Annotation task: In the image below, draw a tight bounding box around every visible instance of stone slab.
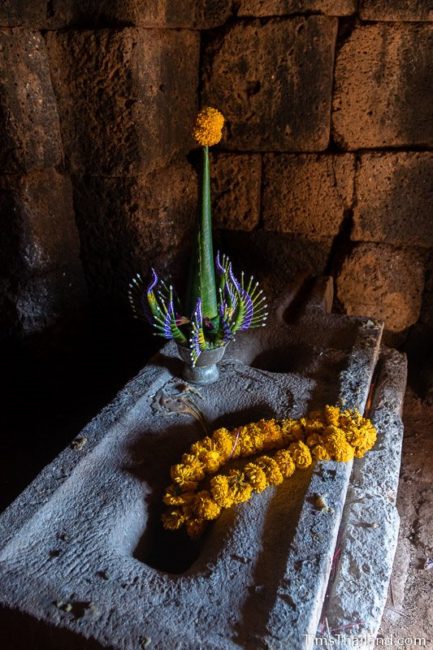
[263,154,355,237]
[46,29,199,175]
[202,17,338,151]
[237,0,355,16]
[211,154,261,231]
[333,24,433,149]
[0,280,386,649]
[353,153,433,248]
[360,0,433,22]
[319,348,407,648]
[0,29,63,173]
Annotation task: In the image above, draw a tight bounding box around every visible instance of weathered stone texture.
[360,0,433,22]
[333,24,433,149]
[202,17,338,151]
[336,243,425,332]
[16,269,86,334]
[46,29,199,175]
[237,0,355,17]
[0,1,47,27]
[211,154,261,231]
[73,163,197,301]
[263,154,354,237]
[0,0,231,28]
[353,153,433,248]
[51,0,232,28]
[0,30,63,173]
[0,171,81,274]
[220,230,333,299]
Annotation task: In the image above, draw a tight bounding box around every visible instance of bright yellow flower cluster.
[193,107,224,147]
[162,405,377,538]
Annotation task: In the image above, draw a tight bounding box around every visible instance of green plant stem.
[186,146,219,325]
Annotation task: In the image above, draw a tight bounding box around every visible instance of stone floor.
[378,388,433,646]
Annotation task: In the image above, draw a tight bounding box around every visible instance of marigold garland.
[162,405,377,538]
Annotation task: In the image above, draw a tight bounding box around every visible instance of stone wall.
[2,0,433,339]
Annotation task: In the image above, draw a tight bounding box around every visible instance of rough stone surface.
[360,0,433,22]
[202,17,338,151]
[15,268,87,334]
[211,154,261,231]
[0,29,63,173]
[237,0,355,16]
[0,283,392,650]
[336,243,425,333]
[219,230,333,300]
[50,0,231,28]
[353,153,433,248]
[46,29,199,175]
[0,0,47,26]
[263,154,355,237]
[0,0,232,28]
[333,24,433,149]
[322,348,406,648]
[0,170,81,274]
[72,162,197,304]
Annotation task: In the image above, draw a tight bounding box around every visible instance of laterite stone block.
[353,153,433,248]
[360,0,433,22]
[263,154,355,237]
[336,243,425,332]
[333,24,433,149]
[0,170,81,274]
[72,163,197,302]
[202,17,338,151]
[237,0,355,17]
[211,154,261,231]
[46,29,199,175]
[0,30,62,173]
[0,0,47,26]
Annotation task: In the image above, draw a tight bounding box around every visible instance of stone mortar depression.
[0,277,406,650]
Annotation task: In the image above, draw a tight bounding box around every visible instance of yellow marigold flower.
[227,471,253,503]
[256,456,283,485]
[193,490,222,521]
[201,450,221,473]
[244,462,268,492]
[324,405,341,427]
[288,441,312,469]
[182,453,197,465]
[212,428,233,458]
[261,419,284,451]
[323,431,354,462]
[170,463,202,490]
[311,444,331,461]
[163,484,196,506]
[191,436,213,456]
[210,474,233,508]
[305,432,322,447]
[193,107,224,147]
[279,419,298,444]
[162,508,185,531]
[274,449,296,478]
[186,517,207,539]
[239,431,256,456]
